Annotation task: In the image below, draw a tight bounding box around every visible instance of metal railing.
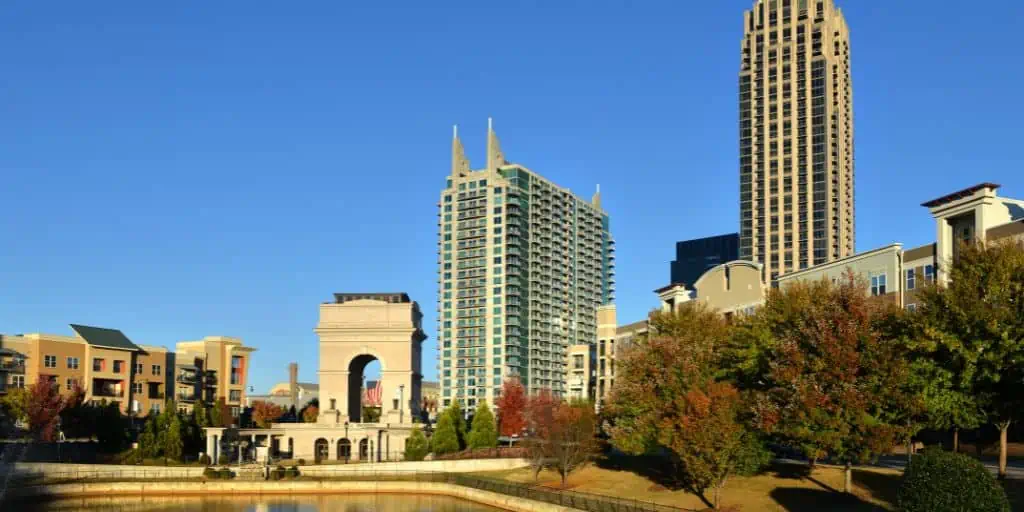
[2,468,690,512]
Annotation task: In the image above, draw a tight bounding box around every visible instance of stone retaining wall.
[8,481,574,512]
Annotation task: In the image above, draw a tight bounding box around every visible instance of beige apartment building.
[174,336,256,418]
[0,325,254,420]
[739,0,854,280]
[438,120,615,411]
[566,344,595,402]
[777,183,1024,309]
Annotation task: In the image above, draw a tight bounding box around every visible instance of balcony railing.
[176,374,196,384]
[176,393,197,402]
[0,360,26,372]
[93,389,123,398]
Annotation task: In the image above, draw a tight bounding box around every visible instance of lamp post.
[399,384,405,424]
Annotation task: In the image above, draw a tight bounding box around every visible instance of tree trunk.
[713,484,722,510]
[953,428,959,453]
[843,462,853,494]
[906,439,913,464]
[999,421,1010,480]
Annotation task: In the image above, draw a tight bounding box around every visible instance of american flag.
[363,380,382,407]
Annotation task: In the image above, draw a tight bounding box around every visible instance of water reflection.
[24,494,502,512]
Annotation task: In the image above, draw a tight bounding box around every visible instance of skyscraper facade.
[437,121,615,410]
[739,0,854,280]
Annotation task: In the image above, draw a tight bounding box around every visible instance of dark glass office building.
[670,233,740,286]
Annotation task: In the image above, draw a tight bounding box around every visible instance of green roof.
[69,324,141,351]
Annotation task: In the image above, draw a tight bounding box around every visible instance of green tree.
[431,406,461,454]
[164,412,184,461]
[95,401,126,452]
[747,275,914,493]
[916,240,1024,478]
[0,387,28,424]
[404,427,429,461]
[213,397,233,428]
[873,305,983,455]
[467,402,498,449]
[138,414,161,458]
[448,401,467,448]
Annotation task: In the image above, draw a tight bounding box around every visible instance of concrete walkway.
[776,456,1024,479]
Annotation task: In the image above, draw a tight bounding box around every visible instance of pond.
[22,494,504,511]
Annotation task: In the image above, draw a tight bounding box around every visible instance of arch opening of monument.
[348,354,379,423]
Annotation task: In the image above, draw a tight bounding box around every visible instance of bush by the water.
[198,454,211,466]
[218,467,235,480]
[897,448,1009,512]
[217,454,230,465]
[203,467,219,479]
[285,466,300,479]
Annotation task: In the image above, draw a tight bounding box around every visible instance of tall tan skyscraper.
[739,0,854,279]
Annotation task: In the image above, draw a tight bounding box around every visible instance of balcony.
[0,360,25,372]
[176,373,197,384]
[176,392,197,403]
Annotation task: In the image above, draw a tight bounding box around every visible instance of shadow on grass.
[1001,478,1024,511]
[596,453,684,491]
[770,462,838,493]
[852,469,899,505]
[770,488,889,512]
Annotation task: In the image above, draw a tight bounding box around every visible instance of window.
[924,264,935,284]
[12,375,25,388]
[150,402,161,414]
[113,360,124,373]
[230,406,240,418]
[393,398,400,410]
[906,269,916,290]
[330,398,337,410]
[870,273,887,296]
[66,378,77,391]
[93,358,104,371]
[132,382,143,394]
[229,390,241,402]
[44,355,57,368]
[231,356,243,385]
[134,363,144,375]
[152,365,162,376]
[906,303,918,312]
[66,356,79,369]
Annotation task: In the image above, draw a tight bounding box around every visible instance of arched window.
[314,438,329,463]
[359,438,370,461]
[338,438,351,462]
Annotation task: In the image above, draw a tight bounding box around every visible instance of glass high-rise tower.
[739,0,854,280]
[437,120,615,410]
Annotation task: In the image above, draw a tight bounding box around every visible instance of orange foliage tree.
[251,400,286,428]
[495,378,527,445]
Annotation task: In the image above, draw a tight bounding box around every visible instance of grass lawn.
[474,456,1024,512]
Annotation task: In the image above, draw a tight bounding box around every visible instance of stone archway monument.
[315,293,425,425]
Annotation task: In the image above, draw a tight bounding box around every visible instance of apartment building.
[777,183,1024,308]
[0,326,254,420]
[174,336,256,418]
[566,344,596,402]
[739,0,855,280]
[438,120,615,410]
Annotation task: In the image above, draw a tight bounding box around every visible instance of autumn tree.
[495,378,527,446]
[916,240,1024,478]
[608,303,766,509]
[523,390,558,480]
[467,402,498,449]
[302,405,319,423]
[748,275,913,493]
[549,399,598,488]
[26,376,65,441]
[251,400,286,428]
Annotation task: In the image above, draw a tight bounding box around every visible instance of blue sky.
[2,1,1022,393]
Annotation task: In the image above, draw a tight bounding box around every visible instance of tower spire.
[486,117,506,170]
[451,124,470,177]
[592,184,601,208]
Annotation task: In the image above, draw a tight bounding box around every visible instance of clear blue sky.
[3,1,1022,393]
